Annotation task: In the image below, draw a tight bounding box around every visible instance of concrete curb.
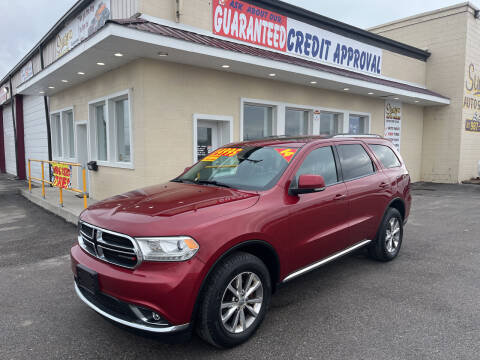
[20,189,79,225]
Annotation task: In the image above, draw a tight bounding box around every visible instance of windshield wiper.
[239,158,263,163]
[194,180,232,188]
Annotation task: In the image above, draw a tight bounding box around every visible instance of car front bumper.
[71,244,205,332]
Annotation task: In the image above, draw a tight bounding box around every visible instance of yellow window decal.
[202,148,243,162]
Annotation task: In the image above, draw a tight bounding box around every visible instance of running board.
[282,239,372,283]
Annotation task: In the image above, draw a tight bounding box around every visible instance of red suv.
[71,135,411,348]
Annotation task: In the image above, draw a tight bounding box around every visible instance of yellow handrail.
[28,159,88,209]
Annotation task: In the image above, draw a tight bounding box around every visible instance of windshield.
[175,146,299,191]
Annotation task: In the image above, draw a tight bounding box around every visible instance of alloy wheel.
[220,272,264,334]
[385,217,401,253]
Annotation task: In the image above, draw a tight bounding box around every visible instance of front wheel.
[368,207,403,261]
[196,252,271,348]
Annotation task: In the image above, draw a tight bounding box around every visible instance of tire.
[196,251,271,348]
[368,207,403,262]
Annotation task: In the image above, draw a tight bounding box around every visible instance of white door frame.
[192,114,233,163]
[75,121,90,194]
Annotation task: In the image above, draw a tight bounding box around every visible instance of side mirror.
[290,174,326,195]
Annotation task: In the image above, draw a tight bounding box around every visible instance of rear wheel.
[196,252,271,348]
[368,207,403,261]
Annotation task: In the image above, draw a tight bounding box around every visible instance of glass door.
[197,121,219,161]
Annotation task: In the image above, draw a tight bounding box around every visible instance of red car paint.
[71,136,411,329]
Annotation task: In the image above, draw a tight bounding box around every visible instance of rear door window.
[337,144,375,181]
[370,144,401,168]
[294,146,338,186]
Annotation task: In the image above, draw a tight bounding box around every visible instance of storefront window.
[115,98,130,162]
[285,109,309,136]
[243,104,274,140]
[51,109,76,160]
[62,110,75,158]
[320,112,342,135]
[348,114,369,134]
[51,113,62,158]
[95,104,107,161]
[89,90,133,166]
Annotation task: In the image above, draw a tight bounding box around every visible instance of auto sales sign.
[212,0,383,76]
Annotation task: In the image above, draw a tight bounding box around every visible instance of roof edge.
[0,0,92,86]
[368,2,475,31]
[242,0,431,61]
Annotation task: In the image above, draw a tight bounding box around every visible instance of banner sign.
[212,0,382,76]
[384,100,401,150]
[52,163,72,189]
[56,0,110,59]
[0,89,7,104]
[463,63,480,133]
[20,61,34,83]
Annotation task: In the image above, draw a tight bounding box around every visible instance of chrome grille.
[78,222,141,269]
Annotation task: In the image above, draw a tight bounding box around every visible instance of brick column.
[15,95,26,180]
[0,105,5,173]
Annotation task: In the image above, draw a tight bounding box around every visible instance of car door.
[336,141,391,245]
[286,144,350,272]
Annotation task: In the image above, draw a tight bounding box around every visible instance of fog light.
[129,305,169,326]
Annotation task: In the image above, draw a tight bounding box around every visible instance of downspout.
[9,77,19,178]
[40,45,53,181]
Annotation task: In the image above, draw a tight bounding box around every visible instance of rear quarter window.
[370,144,401,169]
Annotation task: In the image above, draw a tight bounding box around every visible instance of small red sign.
[275,148,297,163]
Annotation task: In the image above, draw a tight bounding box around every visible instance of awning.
[17,17,449,106]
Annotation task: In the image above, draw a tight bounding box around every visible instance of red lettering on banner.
[213,0,287,51]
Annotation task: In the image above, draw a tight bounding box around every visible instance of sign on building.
[20,61,34,83]
[384,100,401,150]
[212,0,382,76]
[56,0,111,59]
[463,63,480,132]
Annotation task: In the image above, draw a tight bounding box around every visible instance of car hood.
[80,182,260,237]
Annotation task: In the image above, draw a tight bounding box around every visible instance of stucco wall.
[371,6,470,182]
[51,57,424,200]
[50,60,146,199]
[138,0,212,30]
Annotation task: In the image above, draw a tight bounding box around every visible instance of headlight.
[135,236,199,262]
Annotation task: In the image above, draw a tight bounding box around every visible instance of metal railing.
[27,159,88,209]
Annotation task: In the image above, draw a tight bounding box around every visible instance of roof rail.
[333,134,382,138]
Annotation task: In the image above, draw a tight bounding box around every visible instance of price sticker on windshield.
[275,148,297,163]
[202,148,243,162]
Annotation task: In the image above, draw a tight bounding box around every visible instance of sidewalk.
[0,174,96,225]
[20,185,96,224]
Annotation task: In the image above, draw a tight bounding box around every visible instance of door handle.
[334,194,346,200]
[379,182,389,188]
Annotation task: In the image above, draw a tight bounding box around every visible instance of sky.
[0,0,479,80]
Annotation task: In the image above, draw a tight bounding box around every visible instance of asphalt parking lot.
[1,180,480,359]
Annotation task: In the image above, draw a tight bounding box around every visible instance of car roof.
[229,134,388,148]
